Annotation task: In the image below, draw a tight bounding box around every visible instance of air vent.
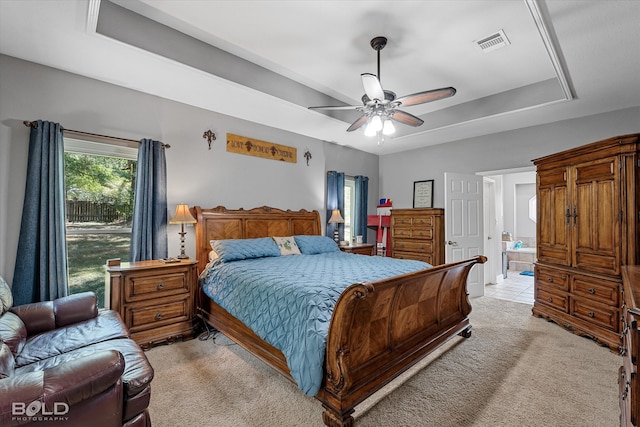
[475,30,510,53]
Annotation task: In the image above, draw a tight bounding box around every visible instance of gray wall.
[0,55,378,284]
[1,52,638,286]
[502,172,536,241]
[380,107,640,209]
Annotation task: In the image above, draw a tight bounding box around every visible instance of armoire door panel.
[537,168,570,266]
[572,157,619,276]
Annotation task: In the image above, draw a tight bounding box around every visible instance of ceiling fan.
[309,36,456,136]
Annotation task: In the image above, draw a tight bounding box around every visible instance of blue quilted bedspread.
[199,251,430,396]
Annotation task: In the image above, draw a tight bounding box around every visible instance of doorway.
[480,167,536,303]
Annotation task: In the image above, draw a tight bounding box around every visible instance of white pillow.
[272,236,301,256]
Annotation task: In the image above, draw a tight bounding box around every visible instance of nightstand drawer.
[126,272,188,302]
[126,296,190,332]
[339,244,374,256]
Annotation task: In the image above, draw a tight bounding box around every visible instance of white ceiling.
[1,0,638,155]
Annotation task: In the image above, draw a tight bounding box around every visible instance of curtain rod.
[23,120,171,148]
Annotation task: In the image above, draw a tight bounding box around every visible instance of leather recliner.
[0,276,154,426]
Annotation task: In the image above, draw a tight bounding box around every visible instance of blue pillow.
[294,235,340,255]
[209,238,280,264]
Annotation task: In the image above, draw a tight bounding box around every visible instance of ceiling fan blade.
[346,115,369,132]
[361,73,384,101]
[395,87,456,107]
[308,105,361,111]
[390,110,424,127]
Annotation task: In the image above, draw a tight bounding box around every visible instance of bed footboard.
[318,255,487,427]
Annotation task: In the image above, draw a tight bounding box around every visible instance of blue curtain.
[326,171,345,241]
[13,120,68,305]
[130,139,168,261]
[354,175,369,242]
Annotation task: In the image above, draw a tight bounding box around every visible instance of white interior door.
[483,177,499,284]
[445,172,484,297]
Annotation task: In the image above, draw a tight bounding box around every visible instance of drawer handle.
[588,311,595,318]
[547,277,553,283]
[157,282,165,290]
[547,297,553,302]
[623,381,630,401]
[621,324,630,339]
[155,312,163,320]
[588,288,595,294]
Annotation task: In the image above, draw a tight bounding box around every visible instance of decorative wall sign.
[413,180,434,208]
[226,133,297,163]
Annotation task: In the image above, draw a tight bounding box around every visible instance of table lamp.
[328,209,344,243]
[169,204,197,259]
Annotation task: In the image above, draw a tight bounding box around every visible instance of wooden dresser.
[390,208,445,265]
[106,259,198,349]
[621,266,640,426]
[532,133,639,350]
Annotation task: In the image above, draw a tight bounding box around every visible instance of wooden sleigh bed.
[193,205,486,427]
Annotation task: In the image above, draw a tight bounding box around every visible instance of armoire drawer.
[535,266,569,292]
[571,274,620,307]
[535,286,568,313]
[570,297,619,332]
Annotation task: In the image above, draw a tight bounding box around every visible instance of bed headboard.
[192,205,322,273]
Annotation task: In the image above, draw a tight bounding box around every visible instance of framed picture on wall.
[413,180,434,208]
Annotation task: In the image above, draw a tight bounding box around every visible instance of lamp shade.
[169,204,197,224]
[328,209,344,224]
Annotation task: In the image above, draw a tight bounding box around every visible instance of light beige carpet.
[145,297,620,427]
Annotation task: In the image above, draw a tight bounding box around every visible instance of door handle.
[447,241,458,246]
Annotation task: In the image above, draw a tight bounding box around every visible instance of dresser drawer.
[393,240,433,253]
[126,296,190,332]
[393,251,433,265]
[125,271,189,302]
[393,216,434,227]
[535,286,568,312]
[571,297,619,332]
[535,266,569,292]
[393,227,433,240]
[571,274,620,306]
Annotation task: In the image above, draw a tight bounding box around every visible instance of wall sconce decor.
[203,130,217,150]
[304,150,312,166]
[169,204,197,258]
[328,209,344,243]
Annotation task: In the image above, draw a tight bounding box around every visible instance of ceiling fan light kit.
[308,36,456,140]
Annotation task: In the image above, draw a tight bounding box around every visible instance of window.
[343,177,356,243]
[64,136,137,307]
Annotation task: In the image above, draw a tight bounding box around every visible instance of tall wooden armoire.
[532,133,639,350]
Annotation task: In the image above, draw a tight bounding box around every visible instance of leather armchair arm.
[0,350,125,426]
[10,292,98,336]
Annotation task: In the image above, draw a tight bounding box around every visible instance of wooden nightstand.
[339,243,375,256]
[105,258,198,349]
